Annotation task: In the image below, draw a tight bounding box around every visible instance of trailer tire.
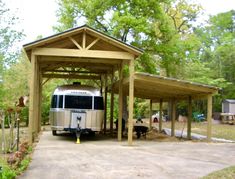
[52,130,57,136]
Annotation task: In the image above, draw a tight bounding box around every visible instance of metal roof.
[113,72,219,101]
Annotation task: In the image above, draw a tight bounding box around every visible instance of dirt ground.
[18,130,235,179]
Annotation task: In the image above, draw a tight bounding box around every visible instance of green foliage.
[1,53,30,108]
[0,0,24,66]
[55,0,202,76]
[17,157,30,173]
[0,159,16,179]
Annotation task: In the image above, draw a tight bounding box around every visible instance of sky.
[3,0,235,46]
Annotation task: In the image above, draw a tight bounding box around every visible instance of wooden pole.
[128,59,134,145]
[118,62,123,141]
[38,72,42,132]
[34,58,40,135]
[159,98,163,133]
[28,54,37,144]
[187,96,192,140]
[207,94,212,141]
[110,70,114,134]
[149,99,153,129]
[171,98,176,137]
[104,74,108,134]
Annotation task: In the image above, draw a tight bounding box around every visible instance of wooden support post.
[104,74,108,134]
[149,100,153,129]
[171,98,176,137]
[34,59,40,135]
[128,59,134,145]
[118,62,123,141]
[38,71,43,133]
[187,96,192,140]
[159,99,163,133]
[207,94,212,141]
[28,54,37,144]
[110,70,114,134]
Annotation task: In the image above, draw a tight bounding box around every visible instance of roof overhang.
[113,72,219,101]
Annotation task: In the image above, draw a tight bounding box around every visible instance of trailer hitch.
[76,116,82,144]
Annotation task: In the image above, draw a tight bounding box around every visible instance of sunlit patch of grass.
[202,166,235,179]
[162,121,235,141]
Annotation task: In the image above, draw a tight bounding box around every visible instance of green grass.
[162,121,235,141]
[0,157,17,179]
[202,166,235,179]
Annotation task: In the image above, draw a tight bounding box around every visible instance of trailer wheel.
[52,130,57,136]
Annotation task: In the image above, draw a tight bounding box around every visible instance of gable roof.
[23,24,143,59]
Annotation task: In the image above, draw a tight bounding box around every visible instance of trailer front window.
[51,95,63,108]
[65,96,92,109]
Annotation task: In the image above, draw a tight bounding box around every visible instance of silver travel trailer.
[49,83,104,142]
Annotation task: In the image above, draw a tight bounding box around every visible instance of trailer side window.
[51,95,63,108]
[65,96,92,109]
[94,96,104,110]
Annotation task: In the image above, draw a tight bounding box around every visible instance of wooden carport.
[23,25,218,146]
[113,72,219,141]
[23,25,142,145]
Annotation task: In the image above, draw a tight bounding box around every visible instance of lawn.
[202,165,235,179]
[161,121,235,141]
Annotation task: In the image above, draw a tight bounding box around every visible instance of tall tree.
[0,0,24,108]
[55,0,201,77]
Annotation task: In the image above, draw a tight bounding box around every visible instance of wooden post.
[38,72,43,132]
[28,54,37,144]
[171,98,176,137]
[104,74,108,134]
[149,99,153,129]
[110,70,114,134]
[187,96,192,140]
[34,58,40,135]
[128,59,134,145]
[207,94,212,141]
[118,62,123,141]
[159,98,163,133]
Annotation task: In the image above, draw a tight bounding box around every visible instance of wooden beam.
[149,99,153,129]
[207,94,212,141]
[43,69,106,74]
[86,38,99,50]
[128,59,135,145]
[41,57,121,65]
[159,99,163,133]
[110,70,114,134]
[69,37,82,49]
[86,28,142,56]
[33,48,135,60]
[118,62,124,141]
[83,31,86,49]
[42,78,50,86]
[171,98,176,137]
[187,96,192,139]
[42,74,100,80]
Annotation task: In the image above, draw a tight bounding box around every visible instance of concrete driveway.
[19,131,235,179]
